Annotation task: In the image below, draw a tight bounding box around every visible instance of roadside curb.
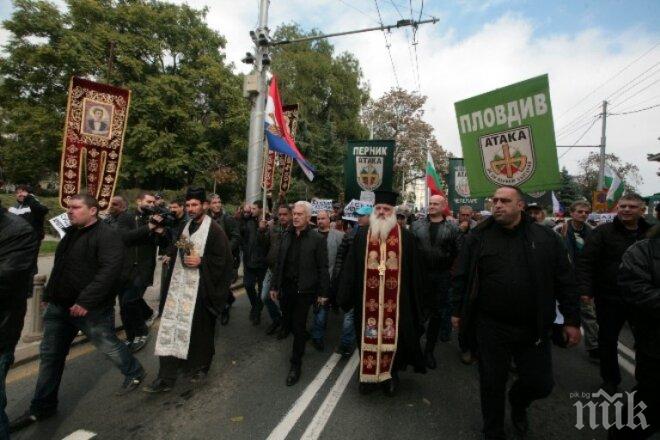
[12,280,244,368]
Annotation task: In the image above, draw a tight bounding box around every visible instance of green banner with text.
[344,140,396,202]
[454,74,560,197]
[445,158,484,214]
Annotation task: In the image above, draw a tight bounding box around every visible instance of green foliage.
[270,24,370,199]
[556,166,584,207]
[0,0,249,202]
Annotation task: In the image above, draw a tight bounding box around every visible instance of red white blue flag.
[264,76,315,181]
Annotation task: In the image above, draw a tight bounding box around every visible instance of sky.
[1,0,659,195]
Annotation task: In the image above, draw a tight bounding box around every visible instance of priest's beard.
[369,211,397,242]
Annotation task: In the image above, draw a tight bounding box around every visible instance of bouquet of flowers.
[175,236,197,256]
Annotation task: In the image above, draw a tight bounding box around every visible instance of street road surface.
[7,289,639,440]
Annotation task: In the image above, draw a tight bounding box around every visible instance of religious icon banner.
[344,139,396,202]
[454,74,560,197]
[59,77,131,210]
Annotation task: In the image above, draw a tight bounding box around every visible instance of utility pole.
[243,11,438,203]
[597,100,608,190]
[245,0,270,203]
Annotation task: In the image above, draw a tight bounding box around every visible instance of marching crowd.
[0,184,658,439]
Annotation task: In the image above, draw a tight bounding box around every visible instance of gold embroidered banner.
[279,104,299,193]
[59,77,131,210]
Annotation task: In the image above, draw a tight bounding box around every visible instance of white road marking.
[617,341,636,362]
[61,430,97,440]
[266,353,342,440]
[617,354,636,376]
[300,353,359,440]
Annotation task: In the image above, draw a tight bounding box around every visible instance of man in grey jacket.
[310,210,344,351]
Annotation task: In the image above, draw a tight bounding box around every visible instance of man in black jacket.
[115,192,168,352]
[8,184,49,242]
[270,201,329,386]
[577,193,652,394]
[208,194,241,324]
[240,201,269,325]
[10,194,145,434]
[411,194,460,369]
[0,201,39,438]
[451,185,581,440]
[612,224,660,439]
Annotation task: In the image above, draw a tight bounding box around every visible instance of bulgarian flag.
[604,164,624,205]
[426,151,446,197]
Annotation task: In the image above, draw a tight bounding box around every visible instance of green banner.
[454,74,560,197]
[445,158,484,214]
[344,140,396,202]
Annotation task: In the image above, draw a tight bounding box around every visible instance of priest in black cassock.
[144,187,234,393]
[338,190,426,396]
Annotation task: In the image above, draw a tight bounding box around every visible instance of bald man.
[411,194,460,369]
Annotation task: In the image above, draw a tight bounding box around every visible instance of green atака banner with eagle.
[454,74,560,197]
[344,140,396,202]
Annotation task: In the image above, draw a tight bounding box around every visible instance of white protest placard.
[49,212,70,238]
[310,198,333,215]
[342,199,373,222]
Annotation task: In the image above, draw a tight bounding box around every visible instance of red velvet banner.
[59,77,131,210]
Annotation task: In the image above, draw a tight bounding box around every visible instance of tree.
[0,0,249,201]
[556,166,583,208]
[575,152,643,201]
[269,24,370,199]
[361,88,449,197]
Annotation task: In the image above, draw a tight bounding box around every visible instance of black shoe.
[266,320,281,335]
[9,411,55,433]
[143,378,174,393]
[382,373,399,397]
[117,370,147,396]
[276,328,290,340]
[425,351,437,370]
[337,344,355,358]
[358,382,377,395]
[130,335,149,353]
[286,366,301,386]
[190,370,208,383]
[511,405,529,436]
[600,381,619,396]
[220,307,230,326]
[587,348,600,364]
[311,338,324,352]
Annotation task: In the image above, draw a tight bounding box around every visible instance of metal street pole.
[245,0,270,204]
[597,100,608,190]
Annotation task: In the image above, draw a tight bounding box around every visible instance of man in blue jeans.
[310,210,344,352]
[10,194,145,434]
[0,200,39,438]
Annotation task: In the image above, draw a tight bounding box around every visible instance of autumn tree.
[575,152,643,200]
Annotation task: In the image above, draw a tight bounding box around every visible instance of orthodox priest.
[144,187,233,393]
[338,190,426,396]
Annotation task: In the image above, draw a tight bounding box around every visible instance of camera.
[140,205,177,228]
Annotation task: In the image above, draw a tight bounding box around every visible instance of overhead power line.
[609,103,660,115]
[558,115,601,159]
[374,0,401,89]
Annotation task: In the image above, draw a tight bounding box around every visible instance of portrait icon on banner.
[81,99,113,139]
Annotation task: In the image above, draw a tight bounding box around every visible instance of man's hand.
[183,254,201,268]
[451,316,461,329]
[459,221,469,232]
[147,215,163,230]
[580,295,593,304]
[270,290,279,301]
[162,256,171,266]
[563,325,582,347]
[69,304,88,317]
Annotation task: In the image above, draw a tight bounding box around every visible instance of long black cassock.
[338,225,426,377]
[156,216,233,380]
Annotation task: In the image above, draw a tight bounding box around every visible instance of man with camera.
[115,192,169,352]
